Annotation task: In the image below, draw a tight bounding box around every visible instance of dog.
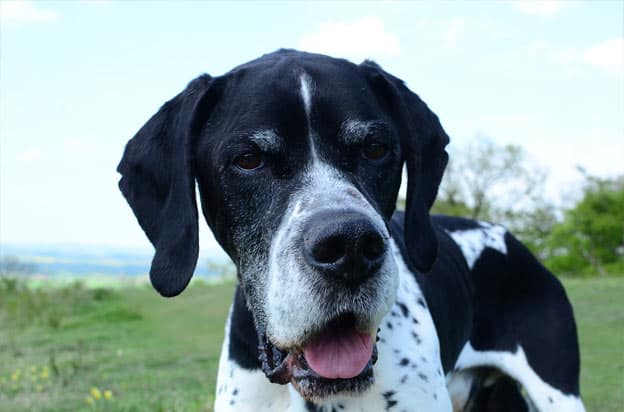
[118,50,586,412]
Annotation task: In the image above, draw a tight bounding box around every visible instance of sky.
[1,0,622,260]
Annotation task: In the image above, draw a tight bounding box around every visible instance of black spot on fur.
[400,375,408,384]
[386,321,393,330]
[305,401,319,412]
[383,390,396,399]
[417,297,427,308]
[383,390,398,410]
[418,372,429,382]
[396,302,409,317]
[399,358,409,366]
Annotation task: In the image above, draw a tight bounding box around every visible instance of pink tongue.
[303,331,373,379]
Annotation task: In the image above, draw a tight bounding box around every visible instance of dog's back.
[430,214,583,411]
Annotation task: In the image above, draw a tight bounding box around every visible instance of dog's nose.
[303,211,386,286]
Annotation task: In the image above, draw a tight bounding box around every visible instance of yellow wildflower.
[104,390,113,400]
[10,373,18,381]
[35,384,43,392]
[85,396,95,405]
[30,366,37,373]
[40,368,49,379]
[90,387,102,400]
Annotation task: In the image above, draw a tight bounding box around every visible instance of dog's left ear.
[117,75,216,297]
[360,61,449,273]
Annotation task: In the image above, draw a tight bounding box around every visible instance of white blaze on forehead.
[299,73,313,118]
[299,73,319,161]
[248,129,281,152]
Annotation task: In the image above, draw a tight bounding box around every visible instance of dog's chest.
[214,243,452,412]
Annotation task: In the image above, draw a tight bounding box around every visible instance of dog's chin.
[258,313,379,401]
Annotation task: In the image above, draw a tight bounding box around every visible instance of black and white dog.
[118,50,586,412]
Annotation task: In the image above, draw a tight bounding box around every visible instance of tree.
[433,136,549,219]
[543,173,624,276]
[428,136,556,254]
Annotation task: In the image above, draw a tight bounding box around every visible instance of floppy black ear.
[361,61,449,273]
[117,75,214,297]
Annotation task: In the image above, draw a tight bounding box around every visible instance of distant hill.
[0,243,231,278]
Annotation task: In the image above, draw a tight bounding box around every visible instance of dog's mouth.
[258,313,379,400]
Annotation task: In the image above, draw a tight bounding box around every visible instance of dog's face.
[118,50,449,400]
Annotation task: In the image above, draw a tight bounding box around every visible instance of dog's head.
[118,50,448,400]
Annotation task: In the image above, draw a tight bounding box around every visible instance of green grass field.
[1,277,622,411]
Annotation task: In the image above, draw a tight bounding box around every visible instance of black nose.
[303,210,386,286]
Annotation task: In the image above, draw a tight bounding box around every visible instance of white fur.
[452,343,586,412]
[446,370,476,411]
[340,119,378,144]
[215,306,291,411]
[299,73,318,161]
[249,129,281,152]
[446,222,507,269]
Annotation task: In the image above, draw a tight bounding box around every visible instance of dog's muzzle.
[259,209,389,399]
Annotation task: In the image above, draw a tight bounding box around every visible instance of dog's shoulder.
[432,214,582,399]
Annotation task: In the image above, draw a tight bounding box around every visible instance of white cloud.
[18,148,44,162]
[583,38,624,76]
[527,38,624,76]
[550,47,579,65]
[63,138,97,153]
[78,0,112,6]
[444,17,466,50]
[298,17,400,62]
[512,0,570,17]
[0,0,58,26]
[527,40,547,59]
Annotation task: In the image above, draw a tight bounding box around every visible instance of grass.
[0,277,622,411]
[561,278,624,411]
[0,279,234,412]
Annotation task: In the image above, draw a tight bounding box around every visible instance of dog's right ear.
[117,75,216,297]
[360,61,449,273]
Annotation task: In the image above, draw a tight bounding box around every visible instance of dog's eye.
[362,142,387,161]
[234,153,264,170]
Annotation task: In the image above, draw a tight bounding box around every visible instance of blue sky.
[1,0,622,259]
